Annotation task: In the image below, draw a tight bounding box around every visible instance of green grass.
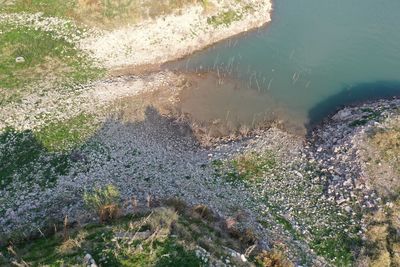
[207,9,242,27]
[310,226,361,267]
[214,151,277,183]
[1,0,201,29]
[0,210,204,266]
[0,114,99,189]
[34,114,100,152]
[349,110,381,127]
[0,203,283,266]
[0,128,70,190]
[0,0,75,17]
[0,24,103,104]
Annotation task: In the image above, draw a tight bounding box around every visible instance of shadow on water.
[306,80,400,131]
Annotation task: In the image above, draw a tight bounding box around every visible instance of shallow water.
[167,0,400,131]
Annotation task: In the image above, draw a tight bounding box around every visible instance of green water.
[169,0,400,128]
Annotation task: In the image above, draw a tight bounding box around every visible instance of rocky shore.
[1,97,398,265]
[1,1,399,266]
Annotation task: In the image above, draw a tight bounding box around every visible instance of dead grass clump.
[83,184,121,223]
[192,204,215,221]
[146,207,178,237]
[240,228,257,246]
[163,197,187,214]
[255,250,294,267]
[58,231,88,254]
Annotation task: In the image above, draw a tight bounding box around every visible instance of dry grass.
[358,200,400,267]
[83,184,121,223]
[79,0,200,29]
[362,116,400,197]
[370,128,400,171]
[3,0,204,29]
[255,250,294,267]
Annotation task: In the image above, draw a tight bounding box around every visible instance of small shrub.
[83,185,121,223]
[192,204,215,221]
[163,197,187,214]
[146,207,178,239]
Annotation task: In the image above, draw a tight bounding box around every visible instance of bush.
[83,184,120,223]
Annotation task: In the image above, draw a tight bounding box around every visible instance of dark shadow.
[306,80,400,132]
[0,106,199,246]
[0,129,70,190]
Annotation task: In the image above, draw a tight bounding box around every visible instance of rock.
[343,179,352,187]
[84,254,92,264]
[15,56,25,63]
[333,109,352,121]
[240,254,247,262]
[344,206,352,213]
[115,230,151,240]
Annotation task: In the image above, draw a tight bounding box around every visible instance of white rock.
[240,254,247,262]
[344,206,352,213]
[15,56,25,63]
[333,109,352,121]
[84,254,92,263]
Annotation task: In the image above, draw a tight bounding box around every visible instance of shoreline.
[2,1,400,265]
[305,96,400,135]
[80,0,273,69]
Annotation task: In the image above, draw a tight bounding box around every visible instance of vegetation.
[0,202,286,266]
[0,128,70,190]
[35,114,99,152]
[207,9,242,27]
[369,125,400,175]
[1,0,202,29]
[0,24,102,104]
[0,113,99,190]
[0,208,202,266]
[255,250,294,267]
[214,151,277,183]
[84,184,121,223]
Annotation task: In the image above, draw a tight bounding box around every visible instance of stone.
[344,206,352,213]
[84,254,92,264]
[333,109,352,121]
[15,56,25,63]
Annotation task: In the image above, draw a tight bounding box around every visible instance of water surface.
[167,0,400,132]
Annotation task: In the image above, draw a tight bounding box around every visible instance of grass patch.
[309,219,361,266]
[0,24,102,103]
[214,151,277,183]
[84,184,121,223]
[207,9,242,27]
[0,128,70,189]
[349,110,381,127]
[1,208,203,266]
[369,127,400,173]
[1,203,281,266]
[0,0,75,17]
[2,0,201,29]
[0,113,99,189]
[34,114,99,152]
